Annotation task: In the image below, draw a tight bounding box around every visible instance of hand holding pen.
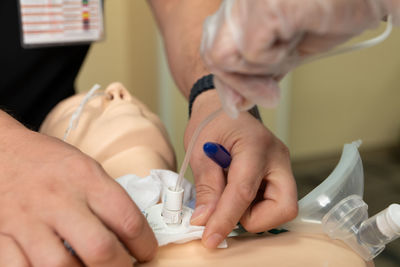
[203,142,232,170]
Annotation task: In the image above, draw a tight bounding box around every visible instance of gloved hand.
[201,0,400,117]
[0,111,157,266]
[186,90,298,248]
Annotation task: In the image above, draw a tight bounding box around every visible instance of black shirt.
[0,1,90,130]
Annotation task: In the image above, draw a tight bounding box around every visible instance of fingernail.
[191,205,207,224]
[204,233,224,248]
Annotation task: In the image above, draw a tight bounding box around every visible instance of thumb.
[190,156,226,226]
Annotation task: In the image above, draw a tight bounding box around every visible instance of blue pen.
[203,142,232,169]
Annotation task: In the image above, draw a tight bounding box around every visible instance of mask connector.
[322,195,400,261]
[358,204,400,250]
[162,187,184,225]
[282,141,400,261]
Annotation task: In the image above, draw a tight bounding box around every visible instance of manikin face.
[40,82,176,178]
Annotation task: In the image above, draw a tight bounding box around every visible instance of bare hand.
[186,90,298,248]
[0,113,157,266]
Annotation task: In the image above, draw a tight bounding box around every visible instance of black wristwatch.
[188,74,262,122]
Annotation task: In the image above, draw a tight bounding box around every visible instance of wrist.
[188,74,215,117]
[191,90,222,118]
[189,75,262,122]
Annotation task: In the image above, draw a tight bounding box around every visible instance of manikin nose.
[105,84,132,102]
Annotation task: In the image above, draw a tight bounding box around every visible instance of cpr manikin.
[40,83,374,267]
[40,82,176,178]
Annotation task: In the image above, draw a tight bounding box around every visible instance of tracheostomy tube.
[162,108,223,225]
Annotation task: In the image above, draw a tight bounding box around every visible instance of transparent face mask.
[282,140,364,233]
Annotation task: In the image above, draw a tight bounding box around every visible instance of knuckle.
[216,214,239,232]
[8,260,29,267]
[283,202,299,221]
[66,154,103,180]
[196,183,215,195]
[86,232,117,262]
[42,254,72,267]
[236,183,257,204]
[65,154,89,172]
[270,138,291,159]
[211,49,225,65]
[121,213,145,239]
[0,236,29,267]
[240,220,260,233]
[278,142,291,158]
[195,183,218,201]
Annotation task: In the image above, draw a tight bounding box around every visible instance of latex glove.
[201,0,400,117]
[186,90,298,248]
[0,112,157,266]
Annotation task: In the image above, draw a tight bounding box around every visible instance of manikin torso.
[40,83,373,267]
[139,233,374,267]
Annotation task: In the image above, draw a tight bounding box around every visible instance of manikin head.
[40,82,176,178]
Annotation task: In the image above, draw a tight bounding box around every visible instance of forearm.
[147,0,221,99]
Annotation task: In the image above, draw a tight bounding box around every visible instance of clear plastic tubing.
[358,204,400,248]
[174,108,223,191]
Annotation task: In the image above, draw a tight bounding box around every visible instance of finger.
[202,151,264,248]
[86,177,157,262]
[298,33,352,56]
[240,169,298,232]
[240,24,296,70]
[190,153,226,226]
[217,71,281,109]
[9,221,82,267]
[53,202,132,267]
[240,141,298,232]
[209,1,295,73]
[0,234,30,267]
